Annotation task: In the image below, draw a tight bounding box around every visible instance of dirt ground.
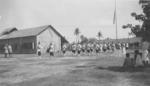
[0,51,150,86]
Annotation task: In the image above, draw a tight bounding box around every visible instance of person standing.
[107,43,111,52]
[95,43,100,55]
[49,43,55,59]
[125,42,129,50]
[141,40,150,68]
[81,43,86,55]
[90,43,94,54]
[111,42,116,52]
[103,42,107,53]
[8,44,13,57]
[122,44,126,55]
[134,50,143,67]
[72,43,76,56]
[37,42,42,59]
[77,43,82,57]
[118,42,121,50]
[142,49,149,68]
[99,43,103,52]
[62,43,67,57]
[4,44,8,58]
[87,43,91,56]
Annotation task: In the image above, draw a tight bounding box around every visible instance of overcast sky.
[0,0,142,43]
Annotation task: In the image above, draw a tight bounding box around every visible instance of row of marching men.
[62,42,129,57]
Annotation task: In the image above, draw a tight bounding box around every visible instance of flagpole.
[115,0,118,44]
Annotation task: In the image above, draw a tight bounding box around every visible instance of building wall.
[0,39,8,53]
[0,36,37,54]
[49,28,61,52]
[37,27,61,53]
[21,36,37,54]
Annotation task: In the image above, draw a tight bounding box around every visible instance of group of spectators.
[123,40,150,69]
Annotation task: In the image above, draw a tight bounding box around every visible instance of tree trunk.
[76,35,77,44]
[99,37,100,43]
[78,34,80,43]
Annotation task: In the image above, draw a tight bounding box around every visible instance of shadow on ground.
[96,66,150,73]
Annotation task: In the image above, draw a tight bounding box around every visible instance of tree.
[122,0,150,42]
[97,31,103,42]
[88,37,97,44]
[80,35,84,41]
[81,37,88,44]
[74,28,80,43]
[80,35,88,44]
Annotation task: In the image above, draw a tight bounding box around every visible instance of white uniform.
[141,41,150,62]
[99,44,103,51]
[50,45,54,52]
[77,44,82,51]
[87,44,91,50]
[96,44,100,50]
[82,44,86,52]
[103,44,107,49]
[4,46,8,54]
[8,45,12,53]
[122,46,126,55]
[96,44,100,53]
[72,44,76,54]
[91,44,94,52]
[112,43,116,51]
[72,45,76,50]
[62,45,66,51]
[135,55,143,67]
[37,44,42,52]
[142,50,149,61]
[82,44,85,49]
[118,43,121,49]
[125,43,129,48]
[77,44,82,56]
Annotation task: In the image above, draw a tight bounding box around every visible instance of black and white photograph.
[0,0,150,86]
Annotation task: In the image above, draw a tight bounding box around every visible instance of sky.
[0,0,143,43]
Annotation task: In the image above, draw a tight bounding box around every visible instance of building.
[0,25,68,54]
[99,37,142,44]
[97,37,142,48]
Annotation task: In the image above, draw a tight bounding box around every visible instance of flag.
[113,10,116,24]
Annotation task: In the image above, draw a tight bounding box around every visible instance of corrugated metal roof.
[0,25,50,39]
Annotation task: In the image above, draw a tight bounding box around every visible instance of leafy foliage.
[88,37,97,44]
[80,35,98,44]
[80,35,89,44]
[123,0,150,41]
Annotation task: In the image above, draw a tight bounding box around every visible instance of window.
[23,42,34,49]
[23,43,27,49]
[13,44,18,50]
[0,45,4,51]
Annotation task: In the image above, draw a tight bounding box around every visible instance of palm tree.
[97,31,102,43]
[74,28,80,43]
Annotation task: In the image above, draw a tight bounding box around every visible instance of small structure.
[0,25,68,54]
